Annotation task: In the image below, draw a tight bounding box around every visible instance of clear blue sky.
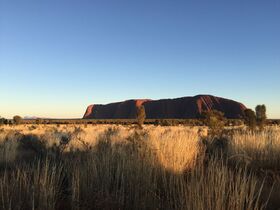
[1,0,279,119]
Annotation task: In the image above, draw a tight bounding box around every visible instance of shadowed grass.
[0,125,277,209]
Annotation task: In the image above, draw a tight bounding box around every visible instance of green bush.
[244,109,257,130]
[255,105,267,129]
[0,117,8,126]
[202,110,226,137]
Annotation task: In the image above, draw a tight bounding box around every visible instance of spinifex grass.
[0,124,275,209]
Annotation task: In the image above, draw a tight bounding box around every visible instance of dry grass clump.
[0,124,277,209]
[0,125,203,172]
[228,126,280,170]
[70,138,263,210]
[0,159,67,210]
[147,126,201,172]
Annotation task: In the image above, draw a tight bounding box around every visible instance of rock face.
[83,95,246,119]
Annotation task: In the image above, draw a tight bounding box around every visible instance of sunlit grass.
[0,124,278,209]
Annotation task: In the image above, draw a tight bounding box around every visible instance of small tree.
[136,105,146,128]
[255,105,267,129]
[13,115,22,125]
[202,110,226,137]
[244,109,256,130]
[0,116,5,126]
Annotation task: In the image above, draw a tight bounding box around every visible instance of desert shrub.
[256,105,267,129]
[186,119,198,126]
[200,137,229,162]
[170,119,180,126]
[17,134,47,160]
[154,119,160,126]
[0,117,8,126]
[158,119,174,126]
[244,109,257,130]
[202,110,226,137]
[136,105,146,128]
[13,115,22,125]
[35,118,43,124]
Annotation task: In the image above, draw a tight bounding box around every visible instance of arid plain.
[1,123,280,209]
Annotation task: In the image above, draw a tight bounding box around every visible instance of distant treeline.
[14,118,280,126]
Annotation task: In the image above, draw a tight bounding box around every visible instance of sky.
[0,0,280,119]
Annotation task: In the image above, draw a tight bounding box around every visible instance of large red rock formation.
[83,95,246,119]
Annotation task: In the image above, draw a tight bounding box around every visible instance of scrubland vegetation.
[0,123,279,210]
